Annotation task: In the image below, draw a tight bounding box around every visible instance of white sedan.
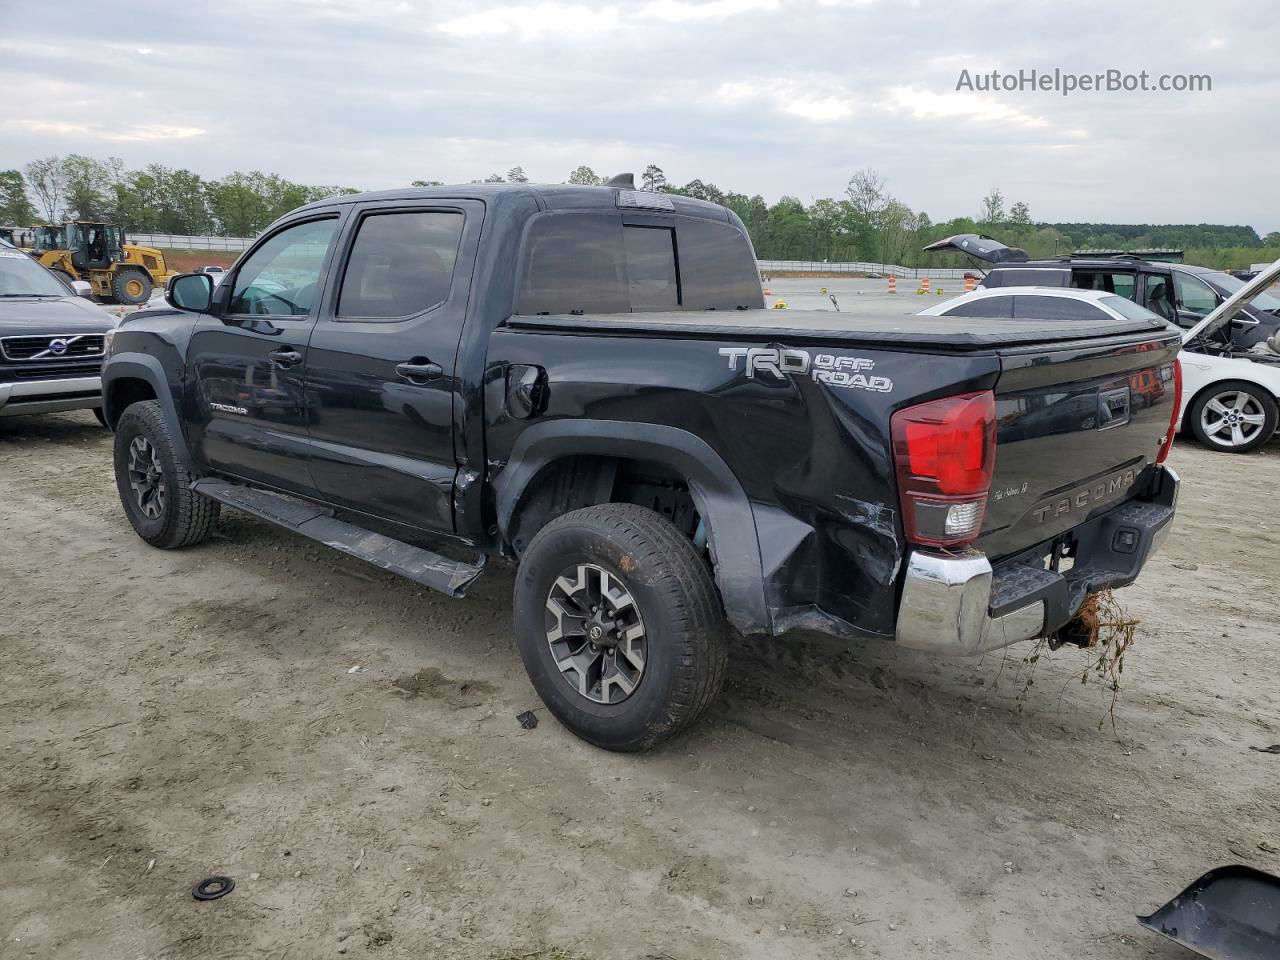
[920,283,1280,453]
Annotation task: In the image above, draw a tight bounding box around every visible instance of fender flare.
[492,419,770,636]
[101,353,192,467]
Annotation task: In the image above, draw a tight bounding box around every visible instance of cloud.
[880,85,1049,129]
[12,120,207,143]
[714,79,855,123]
[0,0,1277,231]
[437,3,620,39]
[644,0,779,21]
[436,0,775,40]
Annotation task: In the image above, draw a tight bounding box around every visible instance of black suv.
[0,238,113,423]
[925,234,1280,350]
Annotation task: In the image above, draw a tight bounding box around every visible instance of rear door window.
[943,296,1014,318]
[1011,295,1109,321]
[337,211,464,319]
[1073,271,1137,301]
[623,226,679,310]
[516,214,628,314]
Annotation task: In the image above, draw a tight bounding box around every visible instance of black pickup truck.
[101,179,1182,751]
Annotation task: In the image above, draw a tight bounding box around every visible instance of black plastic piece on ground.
[1137,864,1280,960]
[192,876,235,901]
[516,710,539,730]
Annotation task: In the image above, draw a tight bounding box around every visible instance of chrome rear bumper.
[895,465,1179,656]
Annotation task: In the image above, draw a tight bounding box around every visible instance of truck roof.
[292,182,735,221]
[507,309,1171,350]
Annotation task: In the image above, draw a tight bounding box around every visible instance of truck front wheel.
[113,400,220,548]
[513,503,728,752]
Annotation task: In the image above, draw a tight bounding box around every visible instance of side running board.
[192,479,485,598]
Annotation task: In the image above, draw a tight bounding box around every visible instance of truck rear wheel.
[112,267,152,305]
[113,400,219,548]
[513,503,728,752]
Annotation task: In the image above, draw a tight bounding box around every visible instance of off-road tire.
[113,400,219,548]
[513,503,728,752]
[1187,380,1278,453]
[111,267,152,305]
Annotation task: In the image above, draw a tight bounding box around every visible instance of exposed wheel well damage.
[506,455,703,557]
[491,420,770,635]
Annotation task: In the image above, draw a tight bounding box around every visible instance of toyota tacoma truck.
[1,238,114,423]
[101,178,1182,751]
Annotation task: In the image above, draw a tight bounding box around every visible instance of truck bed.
[506,309,1166,350]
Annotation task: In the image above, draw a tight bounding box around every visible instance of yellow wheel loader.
[32,222,175,304]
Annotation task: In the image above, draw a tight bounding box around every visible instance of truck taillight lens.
[1156,359,1182,464]
[891,391,997,548]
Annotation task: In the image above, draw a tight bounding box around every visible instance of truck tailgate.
[977,331,1181,560]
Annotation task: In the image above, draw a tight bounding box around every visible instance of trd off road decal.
[718,347,893,393]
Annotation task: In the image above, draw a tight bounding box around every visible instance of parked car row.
[923,236,1280,453]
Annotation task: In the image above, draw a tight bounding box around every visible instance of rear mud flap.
[1138,865,1280,960]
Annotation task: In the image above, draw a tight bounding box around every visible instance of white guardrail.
[129,233,255,251]
[757,259,971,278]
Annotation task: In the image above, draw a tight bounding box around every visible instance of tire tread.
[516,503,728,752]
[114,400,218,548]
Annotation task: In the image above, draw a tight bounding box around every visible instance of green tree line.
[2,156,1276,270]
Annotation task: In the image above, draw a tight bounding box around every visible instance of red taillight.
[1156,358,1182,464]
[891,391,997,548]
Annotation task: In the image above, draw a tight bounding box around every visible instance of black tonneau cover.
[507,310,1166,351]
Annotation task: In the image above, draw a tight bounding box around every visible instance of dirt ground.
[2,413,1277,960]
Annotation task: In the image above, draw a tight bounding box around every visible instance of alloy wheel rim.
[127,435,166,519]
[544,562,647,704]
[1200,390,1267,447]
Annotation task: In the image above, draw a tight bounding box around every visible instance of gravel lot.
[2,412,1278,960]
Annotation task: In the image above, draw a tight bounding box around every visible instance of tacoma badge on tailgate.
[1030,467,1138,524]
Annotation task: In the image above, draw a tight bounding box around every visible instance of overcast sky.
[2,0,1277,233]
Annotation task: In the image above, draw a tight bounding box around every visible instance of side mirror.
[166,272,214,313]
[1175,309,1204,329]
[71,280,93,298]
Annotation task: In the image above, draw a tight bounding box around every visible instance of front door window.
[228,218,338,316]
[1173,272,1219,317]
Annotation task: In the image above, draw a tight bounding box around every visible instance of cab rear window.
[515,212,762,314]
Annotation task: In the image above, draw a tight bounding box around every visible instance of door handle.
[396,359,443,383]
[268,348,303,367]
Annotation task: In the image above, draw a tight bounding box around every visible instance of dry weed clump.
[998,588,1141,733]
[1071,588,1141,732]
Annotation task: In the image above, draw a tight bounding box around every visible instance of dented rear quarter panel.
[484,328,1001,639]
